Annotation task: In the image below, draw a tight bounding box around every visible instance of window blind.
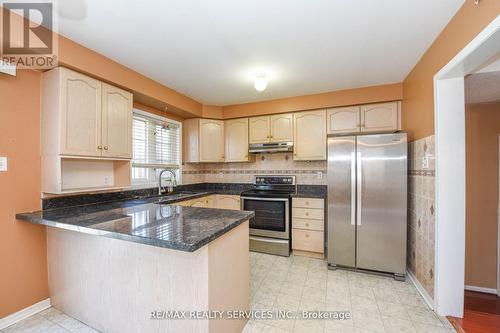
[132,112,180,169]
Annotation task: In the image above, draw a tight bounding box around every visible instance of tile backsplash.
[408,135,435,299]
[182,152,327,185]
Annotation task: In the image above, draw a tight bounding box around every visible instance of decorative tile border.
[183,169,327,175]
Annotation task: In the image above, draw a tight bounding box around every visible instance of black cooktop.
[240,189,295,198]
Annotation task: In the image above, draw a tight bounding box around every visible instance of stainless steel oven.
[240,176,296,256]
[241,197,289,239]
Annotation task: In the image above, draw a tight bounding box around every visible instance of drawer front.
[292,218,324,231]
[292,207,324,220]
[292,197,324,209]
[292,229,324,253]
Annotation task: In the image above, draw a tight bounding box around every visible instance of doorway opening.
[433,15,500,318]
[448,65,500,332]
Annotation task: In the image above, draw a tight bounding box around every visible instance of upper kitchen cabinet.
[43,67,102,157]
[269,114,293,142]
[327,101,400,135]
[101,83,133,158]
[293,110,327,160]
[360,102,400,133]
[327,106,360,135]
[249,113,293,143]
[41,67,133,194]
[225,118,249,162]
[183,118,225,162]
[249,116,271,143]
[41,67,133,158]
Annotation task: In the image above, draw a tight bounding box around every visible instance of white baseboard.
[407,270,435,310]
[465,285,498,295]
[0,298,51,330]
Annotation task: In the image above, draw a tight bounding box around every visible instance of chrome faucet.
[158,169,177,195]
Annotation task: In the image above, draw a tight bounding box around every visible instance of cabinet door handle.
[305,223,310,227]
[104,146,108,150]
[305,212,309,216]
[305,234,309,238]
[97,145,102,149]
[305,201,309,206]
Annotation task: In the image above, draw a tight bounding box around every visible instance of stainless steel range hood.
[249,142,293,154]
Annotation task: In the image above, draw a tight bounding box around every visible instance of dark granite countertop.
[17,192,254,252]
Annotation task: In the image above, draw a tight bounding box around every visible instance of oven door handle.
[240,196,290,202]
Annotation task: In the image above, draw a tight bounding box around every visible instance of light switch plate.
[0,156,8,171]
[421,156,429,170]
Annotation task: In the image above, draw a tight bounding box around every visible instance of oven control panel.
[255,176,296,185]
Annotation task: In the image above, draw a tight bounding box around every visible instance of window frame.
[131,109,182,188]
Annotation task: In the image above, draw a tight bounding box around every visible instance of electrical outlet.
[421,156,429,170]
[103,176,109,185]
[0,156,7,171]
[316,171,323,179]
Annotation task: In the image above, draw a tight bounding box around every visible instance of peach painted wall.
[0,70,49,317]
[133,102,184,123]
[58,35,202,118]
[402,0,500,141]
[201,105,224,119]
[222,83,402,118]
[465,102,500,289]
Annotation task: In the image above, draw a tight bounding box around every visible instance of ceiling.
[466,54,500,104]
[55,0,464,106]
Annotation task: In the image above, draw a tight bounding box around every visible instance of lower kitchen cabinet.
[175,194,240,210]
[292,197,325,258]
[215,195,241,210]
[292,229,324,254]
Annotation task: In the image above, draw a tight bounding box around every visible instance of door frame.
[433,15,500,317]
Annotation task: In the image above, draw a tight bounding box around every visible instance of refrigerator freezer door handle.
[350,152,356,226]
[357,151,362,226]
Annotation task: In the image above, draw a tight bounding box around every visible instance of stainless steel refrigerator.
[327,133,407,280]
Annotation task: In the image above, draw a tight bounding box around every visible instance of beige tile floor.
[2,252,455,333]
[244,252,455,333]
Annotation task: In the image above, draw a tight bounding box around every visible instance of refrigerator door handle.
[350,152,356,226]
[357,151,362,226]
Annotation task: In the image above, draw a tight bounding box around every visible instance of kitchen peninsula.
[17,193,254,333]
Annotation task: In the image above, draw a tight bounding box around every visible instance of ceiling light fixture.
[254,73,267,92]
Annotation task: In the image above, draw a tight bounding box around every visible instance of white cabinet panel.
[60,69,102,157]
[225,118,249,162]
[199,119,225,162]
[249,116,270,144]
[216,195,241,210]
[326,106,360,134]
[293,110,326,161]
[101,83,133,158]
[360,102,399,133]
[270,114,293,142]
